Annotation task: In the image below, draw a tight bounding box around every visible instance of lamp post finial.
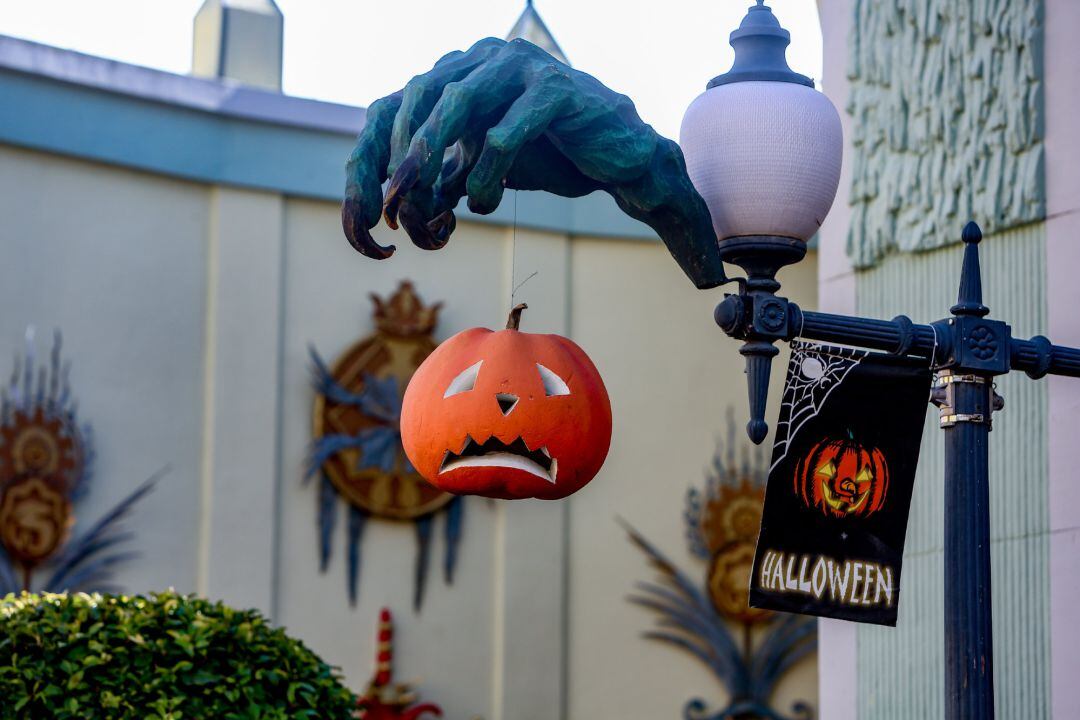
[708,0,813,88]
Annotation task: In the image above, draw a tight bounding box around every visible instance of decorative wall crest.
[0,329,154,593]
[846,0,1045,267]
[624,414,816,720]
[309,281,464,610]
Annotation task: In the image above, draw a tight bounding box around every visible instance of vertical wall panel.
[855,224,1049,719]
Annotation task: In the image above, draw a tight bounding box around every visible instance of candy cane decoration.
[357,608,443,720]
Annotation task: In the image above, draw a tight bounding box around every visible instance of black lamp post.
[680,3,1080,719]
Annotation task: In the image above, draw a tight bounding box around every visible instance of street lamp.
[679,0,842,445]
[680,2,1080,719]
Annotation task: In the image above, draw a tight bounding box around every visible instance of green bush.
[0,591,357,719]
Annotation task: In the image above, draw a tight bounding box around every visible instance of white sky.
[0,0,823,140]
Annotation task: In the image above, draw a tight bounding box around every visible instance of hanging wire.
[508,191,539,306]
[510,190,517,308]
[513,271,539,298]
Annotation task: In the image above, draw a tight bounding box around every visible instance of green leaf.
[0,591,358,718]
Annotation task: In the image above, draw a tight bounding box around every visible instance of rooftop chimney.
[192,0,283,91]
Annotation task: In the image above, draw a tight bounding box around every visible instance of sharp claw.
[398,200,452,251]
[342,198,396,259]
[383,155,421,230]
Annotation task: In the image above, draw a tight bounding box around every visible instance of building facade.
[816,0,1080,717]
[0,4,819,719]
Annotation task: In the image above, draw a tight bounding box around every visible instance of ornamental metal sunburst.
[624,411,816,720]
[0,329,155,594]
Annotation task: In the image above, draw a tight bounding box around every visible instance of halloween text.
[756,549,894,609]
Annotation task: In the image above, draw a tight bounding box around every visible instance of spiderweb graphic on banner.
[770,341,868,473]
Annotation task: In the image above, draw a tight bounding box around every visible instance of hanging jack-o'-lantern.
[794,434,889,518]
[401,304,611,500]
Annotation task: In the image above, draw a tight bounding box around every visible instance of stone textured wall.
[846,0,1045,267]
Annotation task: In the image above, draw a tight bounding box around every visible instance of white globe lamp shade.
[679,1,842,244]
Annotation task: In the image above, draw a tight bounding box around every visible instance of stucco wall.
[0,144,209,595]
[566,239,818,720]
[0,142,819,719]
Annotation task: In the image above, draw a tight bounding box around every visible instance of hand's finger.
[384,45,530,227]
[465,70,570,214]
[607,138,727,289]
[395,139,481,250]
[397,197,456,251]
[381,153,418,231]
[388,38,506,179]
[432,143,475,214]
[423,142,479,244]
[342,92,402,259]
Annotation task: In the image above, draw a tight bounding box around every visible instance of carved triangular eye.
[536,363,570,397]
[816,460,837,479]
[444,361,482,398]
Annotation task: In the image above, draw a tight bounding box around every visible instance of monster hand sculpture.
[342,37,726,290]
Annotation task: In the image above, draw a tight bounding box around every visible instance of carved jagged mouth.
[821,478,870,514]
[440,436,557,483]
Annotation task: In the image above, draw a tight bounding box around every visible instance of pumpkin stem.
[506,303,528,330]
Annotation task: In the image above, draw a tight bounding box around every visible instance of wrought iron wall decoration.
[624,417,816,720]
[309,281,464,610]
[356,608,443,720]
[0,329,155,594]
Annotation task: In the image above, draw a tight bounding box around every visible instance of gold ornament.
[312,281,452,520]
[0,475,72,566]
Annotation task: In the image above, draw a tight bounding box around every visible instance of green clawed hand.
[342,37,726,289]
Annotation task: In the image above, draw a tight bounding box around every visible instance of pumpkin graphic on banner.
[794,433,890,518]
[750,341,931,626]
[308,281,463,610]
[401,304,611,500]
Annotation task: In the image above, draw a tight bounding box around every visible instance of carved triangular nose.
[496,393,519,416]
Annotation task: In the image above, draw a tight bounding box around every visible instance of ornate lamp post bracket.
[711,212,1079,719]
[714,222,1077,447]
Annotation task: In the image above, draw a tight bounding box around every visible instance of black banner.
[749,342,931,626]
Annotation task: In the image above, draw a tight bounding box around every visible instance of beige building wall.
[567,241,819,719]
[0,138,818,718]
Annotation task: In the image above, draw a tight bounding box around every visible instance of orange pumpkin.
[401,304,612,500]
[793,435,889,518]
